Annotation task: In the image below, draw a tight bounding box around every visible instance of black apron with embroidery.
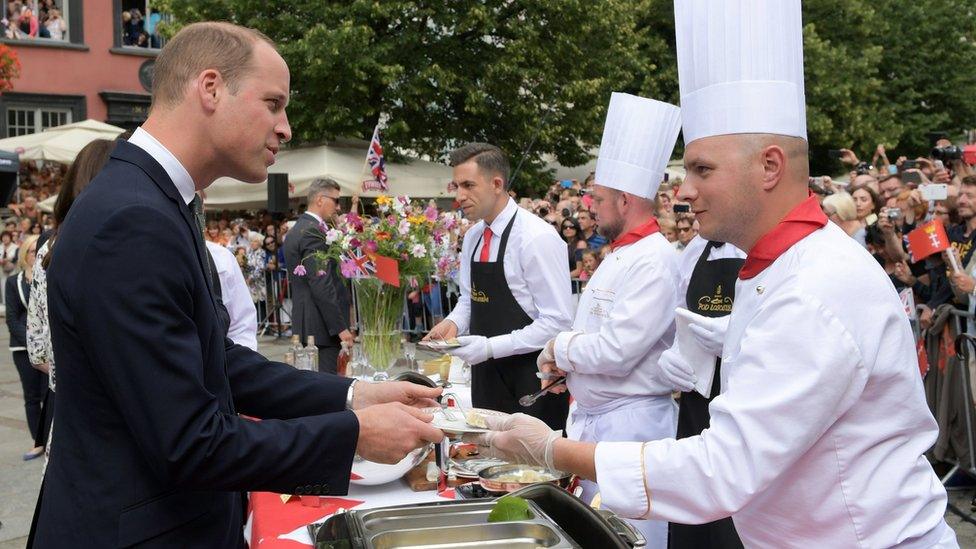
[670,241,744,549]
[469,213,569,431]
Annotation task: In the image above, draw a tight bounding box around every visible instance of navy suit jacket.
[32,141,359,548]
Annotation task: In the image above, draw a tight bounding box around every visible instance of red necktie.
[739,194,828,279]
[480,227,493,262]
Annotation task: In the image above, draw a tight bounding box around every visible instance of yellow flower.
[376,195,392,207]
[408,214,427,225]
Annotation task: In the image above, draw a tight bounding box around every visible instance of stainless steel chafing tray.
[312,483,645,548]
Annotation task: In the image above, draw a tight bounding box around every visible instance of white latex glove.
[675,308,729,357]
[447,335,492,365]
[463,413,561,470]
[536,338,556,372]
[658,346,697,393]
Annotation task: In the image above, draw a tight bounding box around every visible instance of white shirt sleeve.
[207,243,258,351]
[554,258,676,376]
[489,230,573,359]
[594,290,868,523]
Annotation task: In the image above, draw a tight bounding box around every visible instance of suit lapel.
[110,141,219,312]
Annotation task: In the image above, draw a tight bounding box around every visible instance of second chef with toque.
[536,92,682,548]
[425,143,573,430]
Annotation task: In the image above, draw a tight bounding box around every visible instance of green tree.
[157,0,643,196]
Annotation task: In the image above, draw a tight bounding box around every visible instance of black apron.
[469,213,569,431]
[669,241,744,549]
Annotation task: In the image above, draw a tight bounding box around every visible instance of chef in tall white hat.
[466,1,958,547]
[535,92,681,548]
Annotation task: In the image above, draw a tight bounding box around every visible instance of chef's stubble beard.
[596,211,625,242]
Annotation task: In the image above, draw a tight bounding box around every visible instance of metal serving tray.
[320,499,579,548]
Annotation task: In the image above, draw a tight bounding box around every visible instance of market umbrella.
[0,119,125,164]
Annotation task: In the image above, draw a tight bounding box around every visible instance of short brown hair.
[151,22,275,108]
[449,142,511,189]
[962,175,976,188]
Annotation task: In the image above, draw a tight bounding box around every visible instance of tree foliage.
[158,0,976,186]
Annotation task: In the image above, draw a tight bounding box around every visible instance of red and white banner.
[363,124,389,192]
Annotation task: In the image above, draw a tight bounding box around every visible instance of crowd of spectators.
[3,1,67,41]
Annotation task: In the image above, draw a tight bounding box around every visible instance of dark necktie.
[189,194,214,283]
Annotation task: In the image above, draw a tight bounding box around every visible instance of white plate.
[426,406,508,435]
[419,340,462,351]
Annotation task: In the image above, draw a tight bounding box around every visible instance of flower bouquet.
[301,195,460,380]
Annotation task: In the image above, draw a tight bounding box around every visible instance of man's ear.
[759,145,787,191]
[493,176,506,194]
[195,69,223,113]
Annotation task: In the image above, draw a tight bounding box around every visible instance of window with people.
[3,0,67,41]
[118,0,167,49]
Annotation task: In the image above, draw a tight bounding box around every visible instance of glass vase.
[354,278,406,381]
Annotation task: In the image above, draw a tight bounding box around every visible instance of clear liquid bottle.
[290,335,305,370]
[305,336,319,372]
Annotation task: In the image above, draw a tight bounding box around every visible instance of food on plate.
[465,410,488,428]
[493,469,555,483]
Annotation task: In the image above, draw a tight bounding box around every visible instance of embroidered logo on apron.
[696,283,734,313]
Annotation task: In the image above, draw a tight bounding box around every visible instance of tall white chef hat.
[675,0,806,145]
[594,92,681,199]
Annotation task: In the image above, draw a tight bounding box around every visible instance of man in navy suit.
[31,22,443,548]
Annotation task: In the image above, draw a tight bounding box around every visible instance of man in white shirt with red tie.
[535,92,681,547]
[466,1,958,546]
[425,142,573,430]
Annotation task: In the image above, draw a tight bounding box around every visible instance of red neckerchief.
[610,218,661,251]
[739,194,827,280]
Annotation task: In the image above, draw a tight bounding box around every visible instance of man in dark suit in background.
[31,22,443,548]
[284,178,354,373]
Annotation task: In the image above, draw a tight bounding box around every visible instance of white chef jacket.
[446,198,573,359]
[205,241,258,351]
[594,222,956,548]
[554,231,681,409]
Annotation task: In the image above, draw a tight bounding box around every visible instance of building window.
[116,0,169,50]
[3,0,76,43]
[0,92,84,137]
[6,106,70,136]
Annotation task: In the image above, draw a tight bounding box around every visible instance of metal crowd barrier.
[923,306,976,525]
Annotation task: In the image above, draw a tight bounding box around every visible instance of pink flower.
[340,260,358,278]
[424,206,438,222]
[365,240,378,253]
[349,238,361,249]
[293,265,307,276]
[317,270,326,277]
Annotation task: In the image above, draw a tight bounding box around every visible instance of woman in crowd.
[43,7,66,40]
[7,235,40,460]
[205,222,221,244]
[27,138,114,462]
[851,184,883,225]
[821,192,866,245]
[658,217,678,243]
[245,233,268,322]
[559,217,584,272]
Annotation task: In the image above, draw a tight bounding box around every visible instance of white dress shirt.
[127,127,196,206]
[676,235,746,299]
[554,231,680,407]
[446,198,573,359]
[594,223,956,548]
[205,241,258,351]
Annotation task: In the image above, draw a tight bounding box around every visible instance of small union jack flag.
[340,248,376,278]
[364,124,389,191]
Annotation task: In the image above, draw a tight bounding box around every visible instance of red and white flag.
[906,219,950,261]
[362,124,389,192]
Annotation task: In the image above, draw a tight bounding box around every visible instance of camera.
[901,159,918,171]
[561,208,571,218]
[855,162,872,175]
[886,207,902,221]
[538,207,550,217]
[931,146,963,162]
[673,203,691,213]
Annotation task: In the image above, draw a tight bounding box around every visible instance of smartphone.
[903,171,923,185]
[673,203,691,213]
[901,160,919,171]
[828,149,842,159]
[919,184,948,201]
